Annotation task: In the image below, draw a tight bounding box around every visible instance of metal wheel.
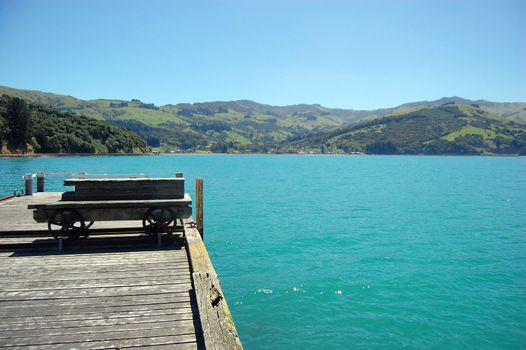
[48,209,87,239]
[142,207,176,235]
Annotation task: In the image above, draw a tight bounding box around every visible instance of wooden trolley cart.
[28,177,192,239]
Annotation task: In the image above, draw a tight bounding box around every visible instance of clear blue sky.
[0,0,525,109]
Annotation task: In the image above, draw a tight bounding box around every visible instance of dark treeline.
[0,95,150,154]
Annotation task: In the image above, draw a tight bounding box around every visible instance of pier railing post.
[196,177,204,239]
[23,174,33,196]
[37,172,45,192]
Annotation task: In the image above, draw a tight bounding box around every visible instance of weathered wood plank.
[0,270,189,281]
[0,250,187,260]
[0,255,189,266]
[0,249,179,261]
[0,315,196,334]
[0,305,193,323]
[0,258,189,271]
[4,336,200,350]
[0,257,189,269]
[0,249,185,260]
[0,249,186,265]
[0,283,192,300]
[126,342,199,350]
[185,220,243,350]
[0,268,189,281]
[0,301,193,318]
[0,326,199,347]
[0,309,194,329]
[0,250,188,262]
[0,291,191,306]
[0,255,189,267]
[0,293,193,307]
[0,278,191,293]
[0,272,190,285]
[0,259,187,267]
[0,269,190,280]
[1,318,197,339]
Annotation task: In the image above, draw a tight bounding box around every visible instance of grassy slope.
[284,104,526,155]
[443,126,497,141]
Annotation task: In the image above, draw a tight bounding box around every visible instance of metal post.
[23,174,33,196]
[37,172,45,192]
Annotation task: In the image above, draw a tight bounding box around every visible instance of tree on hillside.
[4,97,31,150]
[0,116,4,146]
[365,142,396,154]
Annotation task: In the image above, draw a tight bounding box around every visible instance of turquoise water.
[1,155,525,349]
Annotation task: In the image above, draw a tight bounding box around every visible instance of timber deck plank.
[0,207,205,350]
[0,250,204,348]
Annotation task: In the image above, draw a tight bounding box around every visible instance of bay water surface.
[1,155,525,349]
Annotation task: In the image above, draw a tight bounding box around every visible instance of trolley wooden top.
[61,177,186,201]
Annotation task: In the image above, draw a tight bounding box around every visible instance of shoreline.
[0,152,523,158]
[0,152,156,158]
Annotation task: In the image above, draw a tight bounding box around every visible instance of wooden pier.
[0,193,243,349]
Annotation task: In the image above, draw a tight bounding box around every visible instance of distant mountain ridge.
[1,85,525,154]
[1,85,525,123]
[398,96,526,123]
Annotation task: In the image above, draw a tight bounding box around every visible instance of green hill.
[282,104,526,155]
[0,86,381,152]
[0,95,150,154]
[0,85,524,154]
